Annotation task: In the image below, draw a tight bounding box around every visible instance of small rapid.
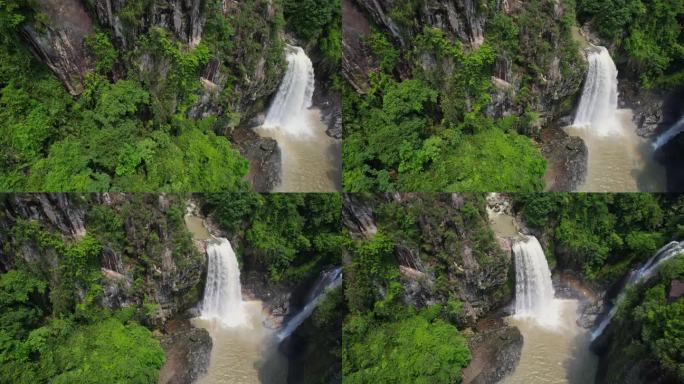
[653,116,684,150]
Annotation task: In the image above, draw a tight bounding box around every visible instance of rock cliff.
[0,193,206,324]
[17,0,284,121]
[343,193,514,324]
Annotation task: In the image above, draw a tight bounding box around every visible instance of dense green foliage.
[202,193,343,282]
[0,1,295,191]
[601,256,684,382]
[514,193,684,283]
[345,308,470,383]
[342,194,517,382]
[343,0,594,191]
[576,0,684,87]
[283,0,341,66]
[0,215,169,383]
[343,233,472,383]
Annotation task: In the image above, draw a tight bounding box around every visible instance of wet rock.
[542,127,587,191]
[463,325,523,384]
[576,300,602,329]
[619,82,668,138]
[159,320,212,384]
[231,128,281,192]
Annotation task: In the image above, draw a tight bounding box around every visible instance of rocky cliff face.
[343,0,585,120]
[19,0,95,95]
[343,193,514,324]
[0,193,206,325]
[18,0,283,121]
[91,0,204,48]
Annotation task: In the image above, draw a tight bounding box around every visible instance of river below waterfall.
[566,45,666,192]
[255,108,341,192]
[184,212,288,383]
[565,109,665,192]
[504,301,598,384]
[193,303,288,384]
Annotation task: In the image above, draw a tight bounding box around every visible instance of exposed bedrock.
[343,0,586,123]
[19,0,95,95]
[0,194,206,325]
[541,127,588,192]
[158,320,213,384]
[462,324,523,384]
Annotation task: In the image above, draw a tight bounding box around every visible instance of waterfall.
[513,236,560,328]
[200,238,248,327]
[592,240,684,340]
[263,45,316,137]
[277,267,342,341]
[573,46,620,136]
[653,116,684,150]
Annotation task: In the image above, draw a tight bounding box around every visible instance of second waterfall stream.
[256,45,341,192]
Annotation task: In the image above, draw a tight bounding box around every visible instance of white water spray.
[653,116,684,150]
[573,46,620,136]
[591,240,684,340]
[513,236,560,328]
[200,238,248,328]
[277,268,342,341]
[263,45,316,137]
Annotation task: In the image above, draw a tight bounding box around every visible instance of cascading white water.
[200,238,248,328]
[573,46,620,136]
[262,45,316,137]
[513,236,560,328]
[277,267,342,341]
[653,116,684,150]
[591,240,684,340]
[566,45,666,191]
